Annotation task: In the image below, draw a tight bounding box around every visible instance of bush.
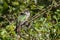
[0,0,60,40]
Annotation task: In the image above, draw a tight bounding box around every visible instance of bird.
[15,9,30,35]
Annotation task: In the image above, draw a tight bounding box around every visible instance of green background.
[0,0,60,40]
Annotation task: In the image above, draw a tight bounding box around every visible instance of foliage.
[0,0,60,40]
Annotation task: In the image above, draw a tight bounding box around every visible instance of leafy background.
[0,0,60,40]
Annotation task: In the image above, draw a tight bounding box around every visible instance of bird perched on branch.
[15,9,30,35]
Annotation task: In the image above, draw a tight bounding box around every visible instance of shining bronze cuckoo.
[15,9,30,35]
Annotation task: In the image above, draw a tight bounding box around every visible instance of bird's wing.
[18,15,26,23]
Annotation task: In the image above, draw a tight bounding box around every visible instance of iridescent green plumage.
[17,14,26,23]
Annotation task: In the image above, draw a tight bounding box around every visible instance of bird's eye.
[20,13,24,15]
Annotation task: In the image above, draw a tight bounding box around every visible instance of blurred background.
[0,0,60,40]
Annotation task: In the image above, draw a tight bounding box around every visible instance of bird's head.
[24,9,30,16]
